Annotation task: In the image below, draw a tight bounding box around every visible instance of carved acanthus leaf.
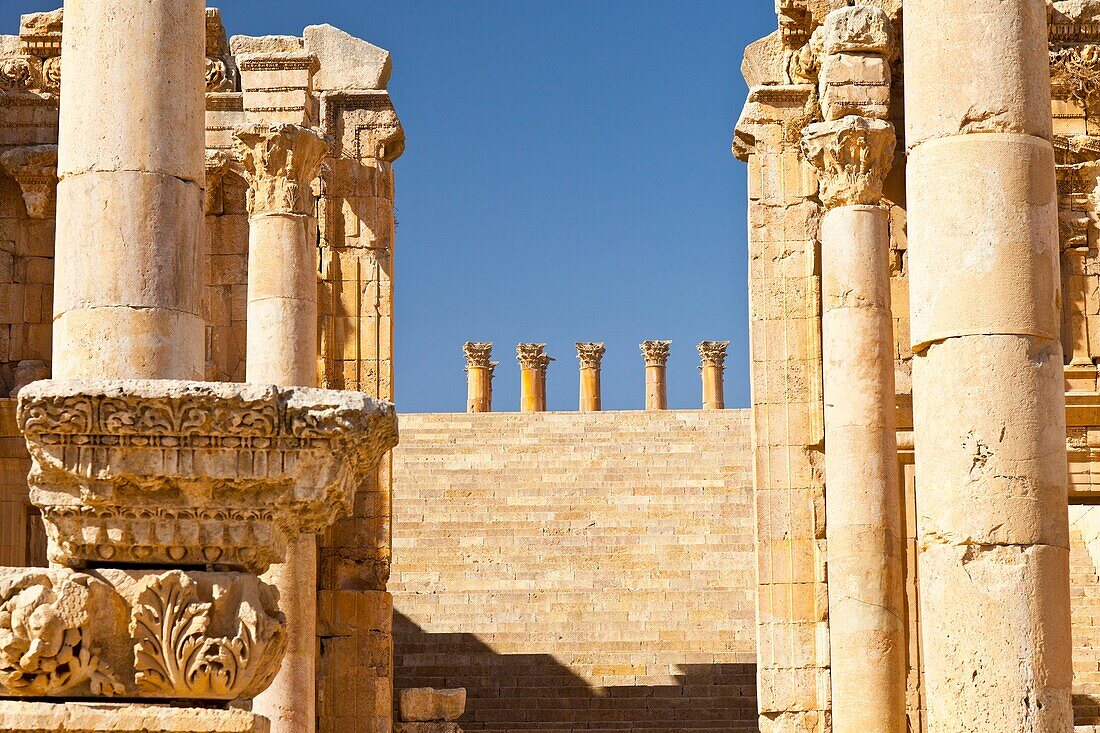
[516,343,550,371]
[235,124,332,216]
[801,115,896,208]
[575,342,606,370]
[697,341,730,368]
[1052,44,1100,106]
[640,340,672,367]
[129,571,285,700]
[463,342,495,369]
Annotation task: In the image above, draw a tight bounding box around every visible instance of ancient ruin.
[8,0,1100,732]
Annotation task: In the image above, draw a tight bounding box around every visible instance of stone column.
[640,340,671,410]
[464,342,495,413]
[905,1,1073,729]
[802,111,905,732]
[697,341,729,410]
[576,342,605,411]
[517,343,550,412]
[236,123,330,733]
[53,0,206,380]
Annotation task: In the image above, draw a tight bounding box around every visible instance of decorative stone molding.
[575,343,606,370]
[18,380,398,573]
[0,567,285,702]
[801,115,896,208]
[516,343,549,371]
[0,58,32,93]
[320,90,405,162]
[639,340,671,368]
[1052,44,1100,106]
[235,123,331,216]
[205,9,238,93]
[0,571,122,698]
[0,145,58,219]
[203,149,237,215]
[130,571,284,699]
[462,342,494,370]
[697,341,730,369]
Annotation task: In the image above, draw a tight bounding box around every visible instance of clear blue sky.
[4,1,777,413]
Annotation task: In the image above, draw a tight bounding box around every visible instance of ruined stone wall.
[389,410,758,732]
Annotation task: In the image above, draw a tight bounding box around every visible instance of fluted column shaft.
[905,1,1072,729]
[54,0,206,380]
[238,123,330,733]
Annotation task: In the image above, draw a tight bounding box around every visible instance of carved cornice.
[801,115,896,208]
[697,341,730,368]
[17,379,398,573]
[640,340,672,367]
[516,343,549,371]
[0,145,57,219]
[1052,44,1100,106]
[234,123,331,216]
[463,342,495,370]
[575,342,606,370]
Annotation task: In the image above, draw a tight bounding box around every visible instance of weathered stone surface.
[230,35,304,56]
[0,701,269,732]
[305,24,391,91]
[18,379,398,572]
[395,724,461,733]
[801,116,895,207]
[821,4,892,55]
[399,687,466,722]
[8,360,47,397]
[0,567,285,701]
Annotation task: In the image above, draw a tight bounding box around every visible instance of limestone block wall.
[389,410,758,732]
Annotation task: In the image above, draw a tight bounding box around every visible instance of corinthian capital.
[463,342,495,369]
[576,342,606,369]
[0,145,58,219]
[517,343,550,370]
[801,115,896,208]
[697,341,730,368]
[640,340,672,367]
[234,123,332,216]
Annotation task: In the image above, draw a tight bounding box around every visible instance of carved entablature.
[17,380,398,573]
[697,341,730,369]
[0,10,61,98]
[640,340,672,368]
[320,90,405,163]
[463,342,495,370]
[575,342,606,370]
[234,123,331,216]
[0,567,285,701]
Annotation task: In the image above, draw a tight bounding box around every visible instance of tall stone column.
[237,123,330,733]
[802,113,905,733]
[576,342,605,411]
[53,0,206,380]
[905,1,1073,729]
[517,343,550,412]
[640,340,670,410]
[464,342,495,413]
[697,341,729,410]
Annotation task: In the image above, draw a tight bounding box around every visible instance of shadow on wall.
[393,611,759,732]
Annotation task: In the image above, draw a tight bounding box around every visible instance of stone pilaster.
[464,342,495,413]
[517,343,550,413]
[0,145,56,220]
[697,341,729,410]
[640,341,670,411]
[576,342,605,412]
[906,0,1073,729]
[236,122,330,733]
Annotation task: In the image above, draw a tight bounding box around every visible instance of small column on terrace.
[236,122,330,733]
[517,343,551,412]
[640,340,671,410]
[53,0,207,380]
[697,341,729,410]
[576,342,605,412]
[464,342,496,413]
